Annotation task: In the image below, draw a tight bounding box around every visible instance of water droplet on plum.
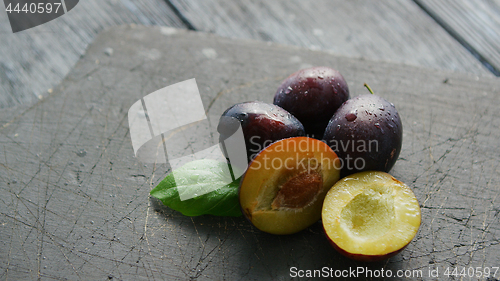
[345,113,357,122]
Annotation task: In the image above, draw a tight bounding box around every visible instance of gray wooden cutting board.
[1,25,499,280]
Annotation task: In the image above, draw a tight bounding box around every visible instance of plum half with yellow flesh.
[239,137,341,235]
[322,171,421,261]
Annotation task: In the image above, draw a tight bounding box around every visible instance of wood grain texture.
[1,0,498,110]
[0,0,186,109]
[415,0,500,75]
[168,0,492,76]
[1,26,499,280]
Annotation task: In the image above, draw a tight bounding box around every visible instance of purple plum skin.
[273,66,349,137]
[323,94,403,177]
[219,101,305,160]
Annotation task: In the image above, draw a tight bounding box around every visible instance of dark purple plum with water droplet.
[273,66,349,137]
[323,94,402,176]
[219,101,305,161]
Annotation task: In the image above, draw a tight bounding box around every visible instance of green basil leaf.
[150,159,242,217]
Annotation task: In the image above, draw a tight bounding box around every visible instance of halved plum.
[239,137,341,235]
[322,171,421,261]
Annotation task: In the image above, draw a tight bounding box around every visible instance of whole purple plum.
[273,66,349,137]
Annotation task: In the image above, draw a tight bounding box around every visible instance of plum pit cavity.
[271,170,323,210]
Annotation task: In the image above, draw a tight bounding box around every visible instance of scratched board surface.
[0,26,499,280]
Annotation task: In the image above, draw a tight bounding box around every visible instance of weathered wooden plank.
[1,25,499,280]
[0,0,186,109]
[415,0,500,75]
[2,0,497,110]
[169,0,492,76]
